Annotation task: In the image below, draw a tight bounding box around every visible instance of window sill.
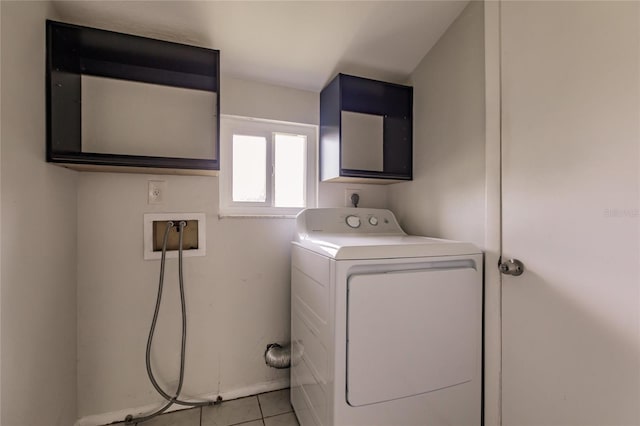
[218,206,306,219]
[218,213,297,219]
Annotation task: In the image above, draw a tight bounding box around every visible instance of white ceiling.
[52,1,469,92]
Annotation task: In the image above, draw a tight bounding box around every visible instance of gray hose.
[125,221,214,424]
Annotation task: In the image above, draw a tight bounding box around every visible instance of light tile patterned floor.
[113,389,299,426]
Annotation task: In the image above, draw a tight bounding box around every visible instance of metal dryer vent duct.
[264,343,291,369]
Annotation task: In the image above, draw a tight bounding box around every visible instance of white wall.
[0,2,78,426]
[389,0,485,248]
[77,75,388,422]
[77,173,295,419]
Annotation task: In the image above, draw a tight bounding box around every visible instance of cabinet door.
[501,2,640,425]
[347,267,481,407]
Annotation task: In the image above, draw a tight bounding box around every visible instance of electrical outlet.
[148,180,166,204]
[345,188,361,207]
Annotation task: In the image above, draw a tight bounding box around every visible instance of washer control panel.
[295,208,404,236]
[340,211,395,232]
[340,212,395,232]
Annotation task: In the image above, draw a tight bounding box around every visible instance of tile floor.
[112,389,299,426]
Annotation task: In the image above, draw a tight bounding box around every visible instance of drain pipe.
[264,343,291,369]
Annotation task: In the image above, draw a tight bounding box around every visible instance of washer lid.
[294,208,480,259]
[294,234,479,259]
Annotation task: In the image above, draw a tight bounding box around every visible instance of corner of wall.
[388,0,487,247]
[1,1,78,424]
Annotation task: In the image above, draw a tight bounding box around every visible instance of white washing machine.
[290,208,483,426]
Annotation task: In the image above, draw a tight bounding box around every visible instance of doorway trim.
[483,1,502,425]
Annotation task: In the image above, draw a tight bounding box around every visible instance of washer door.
[346,266,480,406]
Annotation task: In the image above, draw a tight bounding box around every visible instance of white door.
[501,2,640,425]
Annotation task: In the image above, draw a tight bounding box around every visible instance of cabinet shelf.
[46,20,220,175]
[320,73,412,183]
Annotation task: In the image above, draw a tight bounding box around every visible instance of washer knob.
[345,215,361,228]
[369,216,379,226]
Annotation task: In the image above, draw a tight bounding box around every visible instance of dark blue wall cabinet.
[46,20,220,175]
[320,74,412,183]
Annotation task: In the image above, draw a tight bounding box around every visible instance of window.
[220,115,317,217]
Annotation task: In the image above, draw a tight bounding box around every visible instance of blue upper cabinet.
[46,20,220,175]
[320,74,412,183]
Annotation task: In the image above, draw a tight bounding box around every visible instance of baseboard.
[75,378,290,426]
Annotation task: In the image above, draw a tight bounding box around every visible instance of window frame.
[219,115,318,217]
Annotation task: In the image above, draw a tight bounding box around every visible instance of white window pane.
[275,133,306,208]
[233,134,266,202]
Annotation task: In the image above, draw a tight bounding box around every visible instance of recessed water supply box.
[152,220,199,251]
[143,213,206,260]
